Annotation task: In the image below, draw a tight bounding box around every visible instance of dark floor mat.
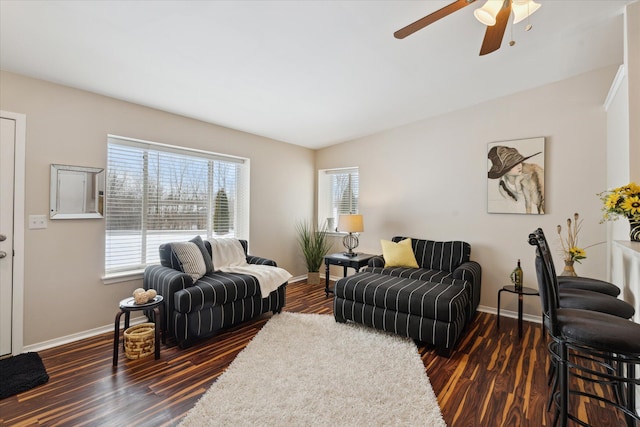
[0,352,49,399]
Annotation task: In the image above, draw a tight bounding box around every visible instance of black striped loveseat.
[143,238,286,348]
[333,237,481,357]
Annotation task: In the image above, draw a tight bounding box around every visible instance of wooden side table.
[497,285,539,338]
[324,252,374,297]
[113,295,164,366]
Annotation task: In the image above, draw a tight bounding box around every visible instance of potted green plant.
[296,220,332,285]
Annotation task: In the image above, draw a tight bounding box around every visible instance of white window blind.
[318,167,359,229]
[105,136,249,275]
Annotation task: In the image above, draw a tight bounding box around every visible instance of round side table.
[112,295,164,367]
[497,285,539,339]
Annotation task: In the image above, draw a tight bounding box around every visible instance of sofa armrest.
[143,265,193,334]
[247,255,277,267]
[452,260,482,314]
[367,256,385,268]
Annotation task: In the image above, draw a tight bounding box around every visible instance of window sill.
[102,270,144,285]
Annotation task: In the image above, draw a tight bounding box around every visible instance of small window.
[105,135,250,276]
[318,167,359,231]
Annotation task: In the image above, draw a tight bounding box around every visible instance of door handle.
[0,234,6,242]
[0,251,7,259]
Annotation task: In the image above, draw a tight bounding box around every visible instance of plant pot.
[307,272,320,285]
[560,260,577,277]
[629,217,640,242]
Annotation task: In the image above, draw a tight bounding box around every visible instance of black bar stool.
[529,229,640,427]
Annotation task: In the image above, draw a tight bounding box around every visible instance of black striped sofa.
[143,239,286,348]
[333,237,481,357]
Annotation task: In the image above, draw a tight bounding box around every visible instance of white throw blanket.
[208,238,292,297]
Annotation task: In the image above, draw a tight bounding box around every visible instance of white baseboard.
[23,315,148,354]
[478,304,542,324]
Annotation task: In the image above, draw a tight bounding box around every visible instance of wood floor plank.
[0,280,628,426]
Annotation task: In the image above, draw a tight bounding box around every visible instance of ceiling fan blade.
[394,0,477,39]
[479,1,511,56]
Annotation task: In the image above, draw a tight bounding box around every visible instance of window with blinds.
[318,167,359,230]
[105,136,249,275]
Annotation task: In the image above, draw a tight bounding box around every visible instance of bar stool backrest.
[535,228,562,280]
[529,230,561,337]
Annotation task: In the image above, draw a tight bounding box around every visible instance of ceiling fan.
[394,0,542,56]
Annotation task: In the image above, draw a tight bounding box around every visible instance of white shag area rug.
[179,312,446,427]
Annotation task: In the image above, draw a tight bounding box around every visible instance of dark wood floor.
[0,280,627,426]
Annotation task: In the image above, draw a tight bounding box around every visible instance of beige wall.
[317,66,619,318]
[0,71,315,347]
[627,1,640,182]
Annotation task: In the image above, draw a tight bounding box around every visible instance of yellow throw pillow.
[380,238,419,268]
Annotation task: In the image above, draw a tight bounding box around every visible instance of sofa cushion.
[334,272,469,322]
[380,238,419,268]
[364,266,467,287]
[173,272,261,313]
[172,242,207,282]
[392,237,470,273]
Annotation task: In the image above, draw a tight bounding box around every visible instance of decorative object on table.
[598,182,640,242]
[337,214,364,257]
[326,217,336,232]
[510,259,523,291]
[0,352,49,399]
[123,323,155,360]
[296,220,332,285]
[556,213,587,277]
[487,137,545,215]
[132,287,157,304]
[178,312,446,427]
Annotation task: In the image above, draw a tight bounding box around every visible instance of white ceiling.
[0,1,634,149]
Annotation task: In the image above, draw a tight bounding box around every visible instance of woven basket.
[124,323,155,360]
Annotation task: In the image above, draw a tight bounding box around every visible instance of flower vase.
[630,218,640,242]
[560,260,577,277]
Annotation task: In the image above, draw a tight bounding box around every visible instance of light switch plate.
[28,215,47,229]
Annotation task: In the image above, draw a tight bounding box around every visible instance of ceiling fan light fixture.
[512,0,541,24]
[473,0,504,26]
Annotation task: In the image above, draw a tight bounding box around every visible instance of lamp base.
[342,233,359,258]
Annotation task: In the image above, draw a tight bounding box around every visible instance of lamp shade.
[473,0,504,26]
[338,214,364,233]
[512,0,541,24]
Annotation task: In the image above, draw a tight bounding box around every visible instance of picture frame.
[487,137,545,215]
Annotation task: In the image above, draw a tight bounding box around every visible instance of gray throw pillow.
[172,242,207,282]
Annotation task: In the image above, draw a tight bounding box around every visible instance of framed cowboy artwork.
[487,137,545,215]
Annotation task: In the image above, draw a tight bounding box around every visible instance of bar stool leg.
[625,361,637,427]
[558,342,569,427]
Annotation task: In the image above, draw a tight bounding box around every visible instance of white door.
[0,117,16,356]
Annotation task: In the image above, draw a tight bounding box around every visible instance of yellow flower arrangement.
[598,182,640,222]
[557,213,587,263]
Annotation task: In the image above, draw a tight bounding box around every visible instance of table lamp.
[338,214,364,257]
